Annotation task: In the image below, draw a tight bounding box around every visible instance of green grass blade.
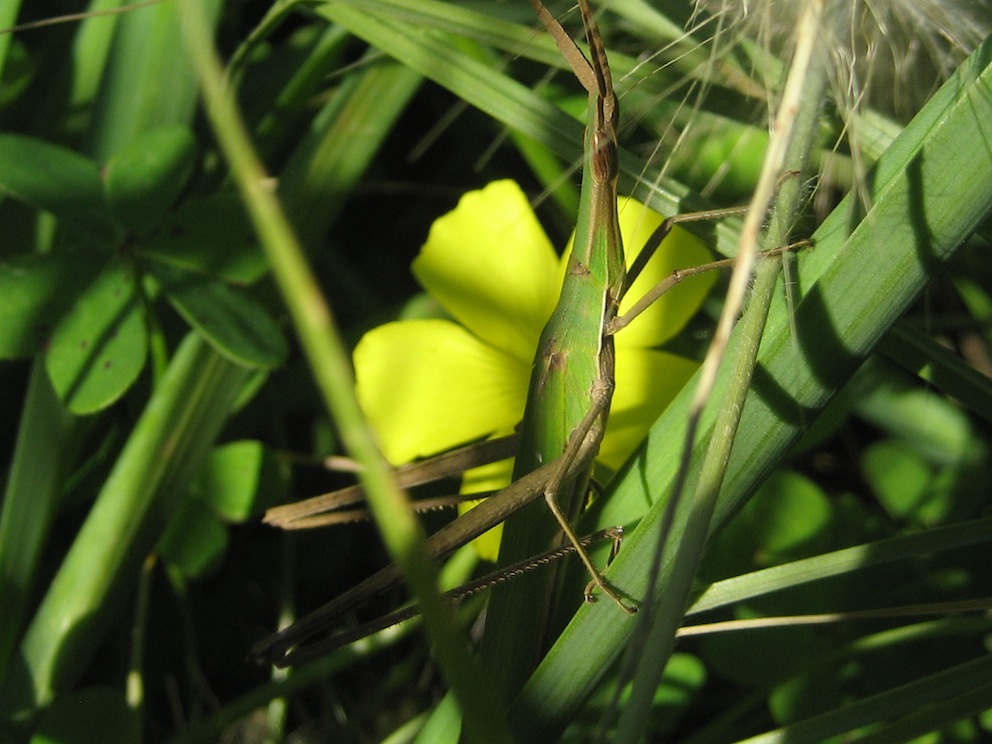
[67,0,140,116]
[316,2,585,162]
[686,516,992,617]
[737,654,992,744]
[174,3,513,741]
[87,0,224,159]
[0,363,76,677]
[314,0,746,259]
[514,31,992,740]
[0,334,249,718]
[278,55,423,245]
[881,321,992,426]
[615,7,831,733]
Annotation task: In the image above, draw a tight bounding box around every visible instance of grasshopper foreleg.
[541,377,638,614]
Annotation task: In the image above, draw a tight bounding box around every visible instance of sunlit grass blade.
[515,29,992,741]
[685,516,992,618]
[174,3,513,741]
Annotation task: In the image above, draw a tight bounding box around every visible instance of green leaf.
[104,125,197,235]
[45,258,147,413]
[747,472,833,562]
[134,194,267,284]
[862,440,933,521]
[149,262,287,368]
[30,687,138,744]
[195,440,284,522]
[0,135,113,239]
[852,356,981,466]
[0,254,105,359]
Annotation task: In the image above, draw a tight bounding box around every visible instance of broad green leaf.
[862,440,933,521]
[195,440,285,522]
[852,357,981,466]
[150,262,287,368]
[744,472,833,563]
[0,254,104,359]
[0,134,113,239]
[30,686,138,744]
[104,125,197,235]
[135,194,267,284]
[45,258,147,413]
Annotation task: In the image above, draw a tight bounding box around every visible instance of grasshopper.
[253,0,724,677]
[478,0,637,694]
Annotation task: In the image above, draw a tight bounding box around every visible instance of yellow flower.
[354,180,715,558]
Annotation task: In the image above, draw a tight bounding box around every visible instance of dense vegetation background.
[1,1,991,742]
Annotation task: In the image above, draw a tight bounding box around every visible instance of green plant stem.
[608,2,831,737]
[174,4,512,742]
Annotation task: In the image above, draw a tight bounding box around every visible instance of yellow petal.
[616,197,717,349]
[598,346,699,469]
[413,180,560,363]
[354,319,529,464]
[457,453,516,562]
